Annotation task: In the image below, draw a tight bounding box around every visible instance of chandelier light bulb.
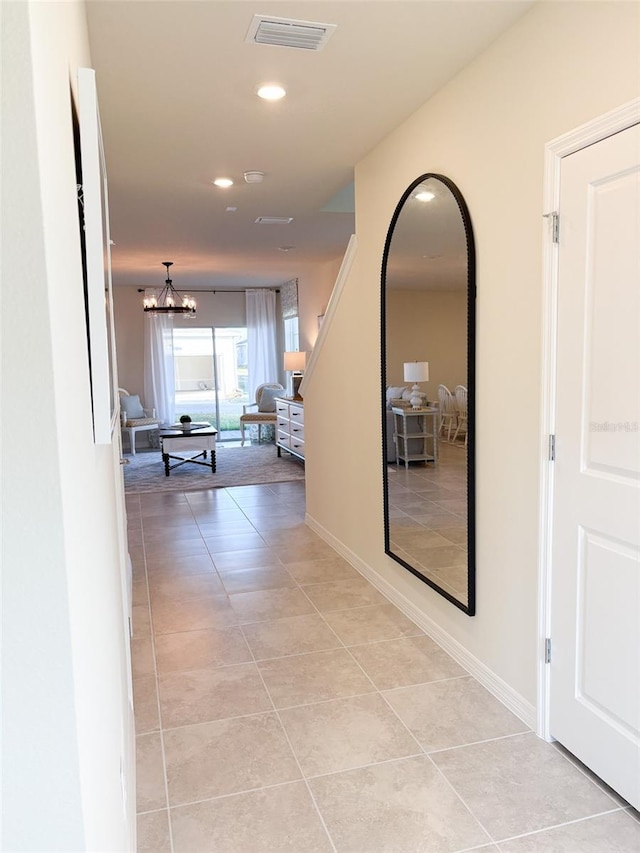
[142,263,197,317]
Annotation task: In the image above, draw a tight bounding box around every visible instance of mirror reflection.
[382,174,475,615]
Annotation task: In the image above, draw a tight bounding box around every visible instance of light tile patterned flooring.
[128,481,639,852]
[387,442,469,605]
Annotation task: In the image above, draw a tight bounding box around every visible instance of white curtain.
[246,289,278,398]
[143,314,175,425]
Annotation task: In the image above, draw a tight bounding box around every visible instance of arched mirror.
[381,174,475,615]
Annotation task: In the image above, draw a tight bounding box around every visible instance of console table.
[275,397,305,462]
[392,406,438,469]
[158,424,218,476]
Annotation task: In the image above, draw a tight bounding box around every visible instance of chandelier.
[143,262,196,316]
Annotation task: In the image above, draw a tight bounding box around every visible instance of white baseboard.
[305,512,537,731]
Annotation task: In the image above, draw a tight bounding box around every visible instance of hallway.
[129,482,639,852]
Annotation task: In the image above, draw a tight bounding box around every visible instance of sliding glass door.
[173,327,248,442]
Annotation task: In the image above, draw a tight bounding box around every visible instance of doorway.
[540,104,640,808]
[173,326,248,442]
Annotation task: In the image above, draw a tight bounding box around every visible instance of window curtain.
[143,314,175,425]
[246,289,278,399]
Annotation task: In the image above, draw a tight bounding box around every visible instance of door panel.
[550,123,640,808]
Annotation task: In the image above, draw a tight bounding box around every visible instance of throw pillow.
[121,394,145,419]
[258,387,281,413]
[386,386,408,408]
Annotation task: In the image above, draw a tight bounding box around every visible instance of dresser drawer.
[275,402,289,417]
[276,417,290,432]
[289,436,305,458]
[277,429,291,448]
[289,422,304,442]
[289,404,304,424]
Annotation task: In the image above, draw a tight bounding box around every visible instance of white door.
[550,123,640,808]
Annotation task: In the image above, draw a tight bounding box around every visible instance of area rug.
[122,444,305,494]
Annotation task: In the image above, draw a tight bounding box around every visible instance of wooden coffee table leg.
[163,452,170,476]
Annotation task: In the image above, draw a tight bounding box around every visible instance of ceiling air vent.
[255,216,294,225]
[245,15,337,51]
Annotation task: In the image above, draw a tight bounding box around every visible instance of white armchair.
[119,388,160,455]
[239,383,284,445]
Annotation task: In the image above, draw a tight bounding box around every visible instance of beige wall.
[298,257,343,353]
[304,0,639,710]
[386,289,467,401]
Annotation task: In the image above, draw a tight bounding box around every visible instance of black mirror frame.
[381,173,476,616]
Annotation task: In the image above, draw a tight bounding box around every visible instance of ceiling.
[85,0,534,292]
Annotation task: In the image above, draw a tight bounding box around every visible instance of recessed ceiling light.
[244,170,265,183]
[278,245,296,252]
[415,190,435,202]
[213,177,233,188]
[257,84,286,101]
[226,207,238,212]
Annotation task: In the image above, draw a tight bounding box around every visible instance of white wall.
[304,0,639,711]
[1,2,134,849]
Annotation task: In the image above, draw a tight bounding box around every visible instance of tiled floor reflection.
[129,481,639,852]
[387,442,469,605]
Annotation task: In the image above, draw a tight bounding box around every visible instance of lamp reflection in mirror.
[284,350,306,399]
[404,361,429,409]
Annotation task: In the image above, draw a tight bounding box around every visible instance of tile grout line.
[238,608,340,852]
[490,806,630,847]
[135,481,635,851]
[258,519,501,848]
[139,489,204,853]
[140,483,312,848]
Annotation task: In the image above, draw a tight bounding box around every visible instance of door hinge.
[545,638,552,664]
[544,211,559,243]
[549,434,556,461]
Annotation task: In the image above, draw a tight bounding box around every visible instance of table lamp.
[284,351,306,398]
[403,361,429,409]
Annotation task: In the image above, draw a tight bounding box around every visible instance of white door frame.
[537,97,640,740]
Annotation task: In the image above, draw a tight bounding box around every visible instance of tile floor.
[128,480,639,852]
[387,442,469,605]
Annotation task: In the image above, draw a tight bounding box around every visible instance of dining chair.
[437,384,458,441]
[453,384,468,446]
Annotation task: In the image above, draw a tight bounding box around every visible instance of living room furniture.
[239,383,284,445]
[437,383,458,441]
[392,406,439,469]
[118,388,160,455]
[275,396,305,461]
[158,424,218,476]
[453,384,468,445]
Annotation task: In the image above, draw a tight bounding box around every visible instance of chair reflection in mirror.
[453,384,468,446]
[437,384,458,441]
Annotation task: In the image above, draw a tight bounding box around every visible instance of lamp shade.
[284,351,306,372]
[403,361,429,383]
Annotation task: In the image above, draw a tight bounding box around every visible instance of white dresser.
[275,397,305,461]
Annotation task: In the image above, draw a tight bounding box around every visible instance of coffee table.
[158,424,218,476]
